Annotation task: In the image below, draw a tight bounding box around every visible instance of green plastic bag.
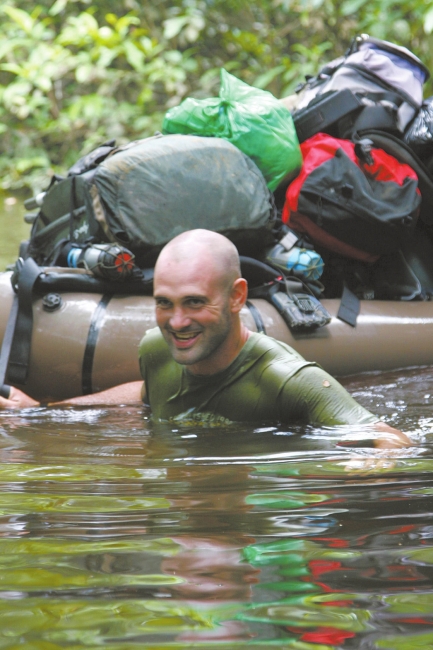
[163,69,302,191]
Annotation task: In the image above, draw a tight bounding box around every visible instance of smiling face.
[154,261,232,368]
[153,230,249,375]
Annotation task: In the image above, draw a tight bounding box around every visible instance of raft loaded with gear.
[2,33,433,402]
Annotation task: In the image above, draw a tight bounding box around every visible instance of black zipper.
[302,188,409,227]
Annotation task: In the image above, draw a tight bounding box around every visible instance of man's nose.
[169,306,191,330]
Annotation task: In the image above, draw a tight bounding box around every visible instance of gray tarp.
[88,134,274,265]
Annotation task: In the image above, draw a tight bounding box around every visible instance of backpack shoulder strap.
[7,258,42,386]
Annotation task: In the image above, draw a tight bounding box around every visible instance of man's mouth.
[169,330,201,348]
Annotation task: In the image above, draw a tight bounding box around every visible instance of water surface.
[0,367,432,648]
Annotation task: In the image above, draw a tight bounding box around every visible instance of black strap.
[246,300,266,334]
[82,294,112,395]
[0,294,19,389]
[69,175,77,241]
[7,258,42,385]
[351,104,400,137]
[32,267,154,295]
[240,256,281,287]
[337,285,360,327]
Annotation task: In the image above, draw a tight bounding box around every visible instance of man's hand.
[337,422,412,451]
[0,386,40,409]
[372,422,411,449]
[341,423,412,475]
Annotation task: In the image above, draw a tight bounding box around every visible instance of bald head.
[153,230,249,374]
[155,229,241,291]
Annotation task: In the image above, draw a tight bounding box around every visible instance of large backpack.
[293,35,429,142]
[356,129,433,226]
[27,134,277,268]
[282,133,421,262]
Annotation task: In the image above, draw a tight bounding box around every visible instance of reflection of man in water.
[2,229,410,448]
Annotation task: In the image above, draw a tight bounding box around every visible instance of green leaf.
[0,39,22,61]
[2,6,34,34]
[124,40,145,71]
[34,74,52,92]
[254,65,286,89]
[75,63,94,84]
[340,0,368,17]
[97,46,118,69]
[115,14,141,37]
[16,156,49,173]
[184,14,205,43]
[163,16,188,40]
[49,0,68,17]
[424,7,433,34]
[0,63,24,76]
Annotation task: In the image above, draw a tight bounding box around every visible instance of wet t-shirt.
[138,328,378,426]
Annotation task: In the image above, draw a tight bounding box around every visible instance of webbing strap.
[0,294,19,389]
[81,294,112,395]
[337,285,360,327]
[246,300,266,334]
[7,258,41,385]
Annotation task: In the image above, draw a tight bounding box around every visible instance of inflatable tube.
[0,271,433,401]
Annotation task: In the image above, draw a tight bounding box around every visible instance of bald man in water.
[0,229,410,448]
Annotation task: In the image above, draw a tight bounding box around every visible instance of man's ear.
[230,278,248,313]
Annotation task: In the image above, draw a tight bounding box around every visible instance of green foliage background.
[2,0,433,192]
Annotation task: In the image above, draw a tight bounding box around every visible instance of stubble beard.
[163,306,232,368]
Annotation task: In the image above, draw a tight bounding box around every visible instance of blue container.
[267,244,324,281]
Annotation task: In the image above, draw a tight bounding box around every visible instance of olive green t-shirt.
[138,328,377,426]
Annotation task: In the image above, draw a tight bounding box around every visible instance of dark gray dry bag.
[29,134,276,267]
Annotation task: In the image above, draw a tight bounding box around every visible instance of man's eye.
[155,299,171,308]
[187,298,205,307]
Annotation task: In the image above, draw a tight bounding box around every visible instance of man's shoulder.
[248,332,308,363]
[237,332,316,387]
[139,327,170,362]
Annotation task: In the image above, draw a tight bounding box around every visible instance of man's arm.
[288,366,412,449]
[0,381,145,409]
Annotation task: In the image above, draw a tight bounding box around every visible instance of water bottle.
[266,243,324,281]
[65,243,135,281]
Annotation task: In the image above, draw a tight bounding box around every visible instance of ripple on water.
[0,368,433,646]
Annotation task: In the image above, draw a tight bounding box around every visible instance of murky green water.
[0,374,432,649]
[1,196,433,647]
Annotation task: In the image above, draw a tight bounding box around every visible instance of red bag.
[282,133,421,262]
